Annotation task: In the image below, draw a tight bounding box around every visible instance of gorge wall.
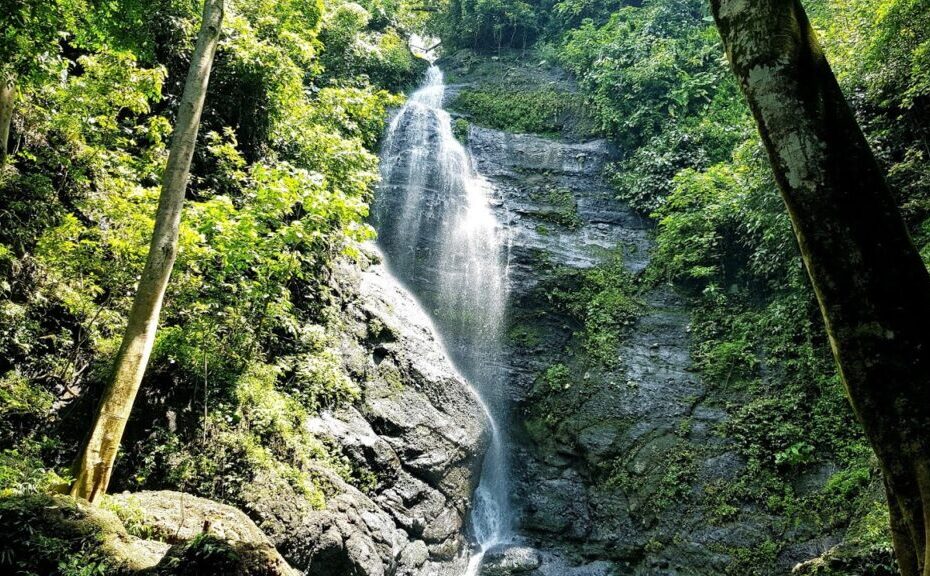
[428,51,866,576]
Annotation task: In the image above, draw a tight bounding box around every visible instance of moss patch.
[441,49,598,139]
[528,186,583,228]
[451,87,589,137]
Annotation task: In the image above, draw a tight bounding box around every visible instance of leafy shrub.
[0,494,116,576]
[541,363,572,391]
[0,439,68,497]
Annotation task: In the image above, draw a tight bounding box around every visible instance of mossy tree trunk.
[0,74,14,165]
[70,0,224,505]
[709,1,930,574]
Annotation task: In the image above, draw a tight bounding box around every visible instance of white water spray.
[373,66,512,574]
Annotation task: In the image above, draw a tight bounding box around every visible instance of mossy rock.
[145,534,298,576]
[0,493,168,575]
[108,491,272,545]
[0,492,298,576]
[792,543,897,576]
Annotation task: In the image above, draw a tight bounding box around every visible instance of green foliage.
[0,0,424,526]
[434,0,542,52]
[548,252,641,365]
[553,0,746,212]
[100,496,156,540]
[719,539,780,576]
[0,494,117,576]
[320,4,425,89]
[127,359,357,509]
[451,87,588,136]
[155,533,241,574]
[452,117,470,142]
[0,439,68,498]
[541,363,571,391]
[529,186,582,228]
[603,441,698,517]
[556,2,727,144]
[0,371,53,422]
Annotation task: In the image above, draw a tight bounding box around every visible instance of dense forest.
[1,0,929,574]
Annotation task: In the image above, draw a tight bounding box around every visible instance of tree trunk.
[709,2,930,575]
[0,75,14,165]
[69,0,224,505]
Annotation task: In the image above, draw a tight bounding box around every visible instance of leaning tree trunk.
[70,0,224,505]
[709,2,930,575]
[0,75,14,165]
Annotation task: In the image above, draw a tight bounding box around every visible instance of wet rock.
[524,475,591,538]
[263,252,490,575]
[472,119,715,572]
[448,58,728,575]
[699,451,744,483]
[480,544,542,575]
[355,251,491,504]
[791,541,896,576]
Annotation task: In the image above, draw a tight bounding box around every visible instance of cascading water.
[372,66,513,573]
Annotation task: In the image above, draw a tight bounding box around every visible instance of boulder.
[480,544,542,575]
[110,490,271,545]
[146,534,298,576]
[0,492,298,576]
[0,493,169,572]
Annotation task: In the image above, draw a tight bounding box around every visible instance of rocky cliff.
[291,248,490,575]
[221,247,492,575]
[439,50,859,576]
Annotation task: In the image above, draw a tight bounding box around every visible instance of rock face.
[435,52,849,575]
[462,122,733,572]
[465,115,793,575]
[103,253,490,576]
[263,249,490,576]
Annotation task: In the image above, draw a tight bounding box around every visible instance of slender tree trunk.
[70,0,224,505]
[0,75,15,166]
[709,2,930,575]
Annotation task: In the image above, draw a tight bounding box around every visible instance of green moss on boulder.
[0,493,168,575]
[145,534,298,576]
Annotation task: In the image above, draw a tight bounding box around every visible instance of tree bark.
[70,0,224,505]
[709,2,930,575]
[0,75,14,165]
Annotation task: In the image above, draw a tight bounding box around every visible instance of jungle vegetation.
[1,0,929,573]
[1,0,423,515]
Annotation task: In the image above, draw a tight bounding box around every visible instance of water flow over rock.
[373,66,513,566]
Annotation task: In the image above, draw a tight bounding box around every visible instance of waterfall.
[372,66,513,572]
